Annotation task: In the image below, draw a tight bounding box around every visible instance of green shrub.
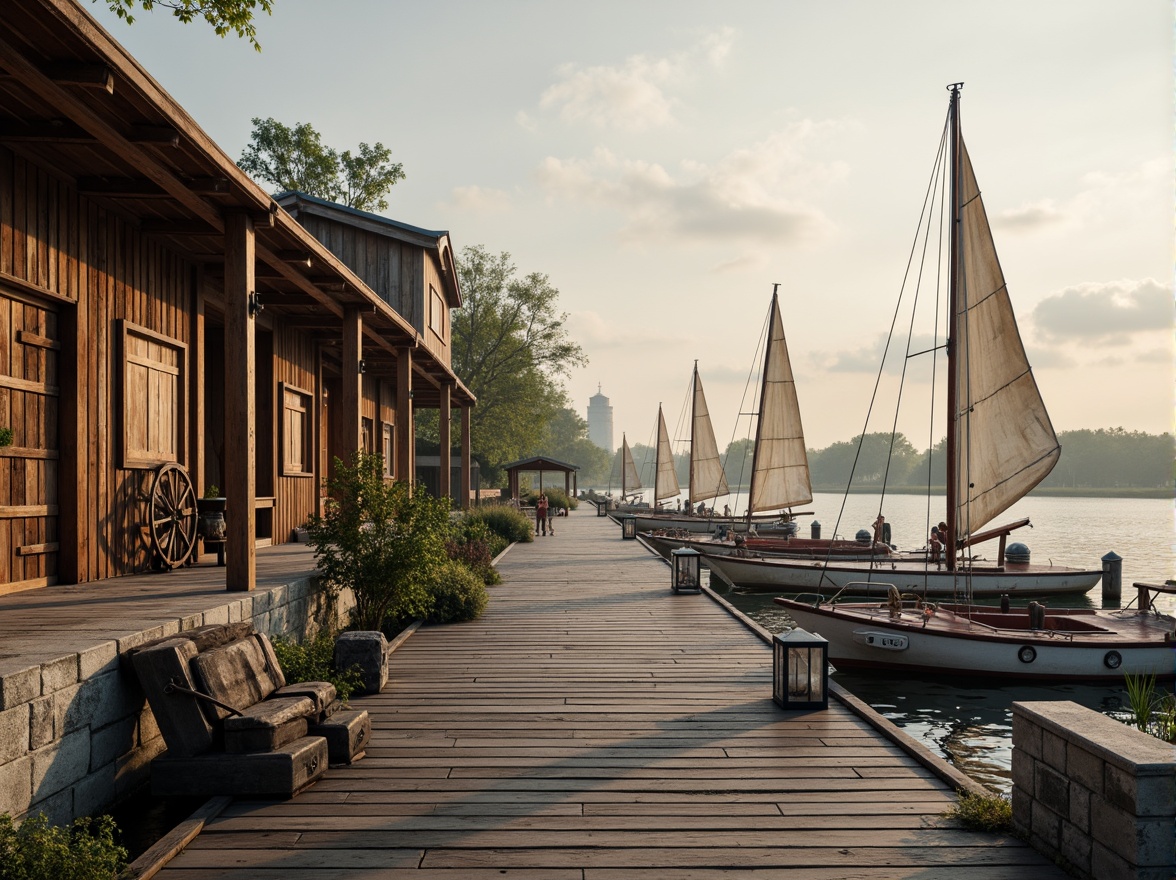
[271,632,365,704]
[305,452,451,631]
[446,515,502,585]
[944,790,1013,833]
[467,505,534,545]
[0,812,127,880]
[426,558,488,624]
[541,488,576,511]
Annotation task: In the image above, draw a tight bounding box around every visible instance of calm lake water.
[712,492,1175,793]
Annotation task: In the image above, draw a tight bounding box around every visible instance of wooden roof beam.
[44,61,113,93]
[78,176,229,198]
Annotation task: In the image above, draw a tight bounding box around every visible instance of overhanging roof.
[503,456,581,474]
[0,0,474,407]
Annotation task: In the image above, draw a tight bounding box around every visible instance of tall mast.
[945,83,963,572]
[654,404,662,506]
[747,285,780,524]
[689,362,698,506]
[621,432,627,498]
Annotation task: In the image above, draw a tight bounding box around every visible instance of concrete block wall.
[1012,700,1176,880]
[0,576,353,825]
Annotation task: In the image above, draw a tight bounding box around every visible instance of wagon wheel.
[148,462,197,570]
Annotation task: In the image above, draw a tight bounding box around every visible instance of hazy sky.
[86,0,1172,451]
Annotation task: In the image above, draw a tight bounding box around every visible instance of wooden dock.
[155,508,1066,878]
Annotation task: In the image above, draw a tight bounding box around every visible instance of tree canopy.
[238,118,405,212]
[99,0,273,50]
[451,246,586,486]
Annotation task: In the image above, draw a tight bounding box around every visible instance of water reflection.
[722,586,1139,793]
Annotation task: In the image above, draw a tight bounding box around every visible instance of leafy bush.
[944,790,1013,833]
[541,488,576,511]
[467,505,534,546]
[446,515,502,585]
[0,428,12,448]
[426,559,488,624]
[305,452,451,630]
[271,631,365,705]
[0,812,127,880]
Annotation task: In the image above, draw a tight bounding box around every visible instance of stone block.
[1030,799,1061,850]
[1060,819,1091,875]
[251,589,273,613]
[40,655,79,695]
[28,696,54,750]
[0,755,32,816]
[273,682,338,722]
[90,717,137,770]
[78,641,118,679]
[0,666,39,710]
[1011,787,1032,834]
[1104,762,1137,813]
[1012,711,1042,759]
[1041,729,1066,772]
[335,631,388,695]
[1035,762,1070,816]
[180,613,203,630]
[55,670,136,735]
[31,728,90,800]
[151,735,328,799]
[1068,781,1090,833]
[203,604,230,626]
[1010,748,1034,793]
[1091,841,1133,880]
[0,704,30,763]
[189,634,286,724]
[73,763,117,819]
[1135,771,1176,818]
[223,697,314,754]
[29,787,73,827]
[251,611,271,634]
[309,708,371,765]
[1067,743,1103,794]
[138,704,161,745]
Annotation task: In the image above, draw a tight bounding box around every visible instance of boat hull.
[703,554,1101,598]
[642,532,895,563]
[620,512,790,535]
[775,598,1175,681]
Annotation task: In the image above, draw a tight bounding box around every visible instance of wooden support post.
[224,211,256,592]
[58,301,81,584]
[190,268,205,510]
[460,404,472,510]
[396,347,413,489]
[438,383,452,504]
[342,306,363,457]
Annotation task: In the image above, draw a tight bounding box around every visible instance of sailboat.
[708,85,1100,599]
[627,294,813,535]
[762,87,1163,679]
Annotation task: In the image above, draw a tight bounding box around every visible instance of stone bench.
[128,624,370,799]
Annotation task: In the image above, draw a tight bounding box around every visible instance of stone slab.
[150,734,328,799]
[309,708,370,766]
[334,631,387,695]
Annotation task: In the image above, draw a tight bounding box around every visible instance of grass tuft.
[944,790,1014,834]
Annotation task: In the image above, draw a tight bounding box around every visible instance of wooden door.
[0,291,59,594]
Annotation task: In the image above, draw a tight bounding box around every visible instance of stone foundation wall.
[0,577,352,826]
[1012,700,1175,880]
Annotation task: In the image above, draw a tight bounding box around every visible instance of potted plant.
[196,484,227,545]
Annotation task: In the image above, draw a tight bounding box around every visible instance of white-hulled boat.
[705,84,1103,601]
[775,586,1176,681]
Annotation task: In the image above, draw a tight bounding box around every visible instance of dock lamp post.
[773,628,829,710]
[596,500,608,517]
[622,516,637,540]
[670,547,702,593]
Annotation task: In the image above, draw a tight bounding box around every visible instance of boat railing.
[1123,582,1176,617]
[815,581,898,607]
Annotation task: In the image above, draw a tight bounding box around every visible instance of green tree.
[99,0,272,50]
[809,433,919,489]
[452,246,586,485]
[537,408,611,486]
[238,118,405,212]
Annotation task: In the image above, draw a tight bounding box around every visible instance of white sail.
[689,369,729,504]
[654,406,680,502]
[749,294,813,513]
[620,435,642,493]
[952,138,1059,541]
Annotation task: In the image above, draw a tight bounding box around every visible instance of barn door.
[0,291,59,594]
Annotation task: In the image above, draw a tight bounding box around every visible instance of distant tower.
[586,384,614,451]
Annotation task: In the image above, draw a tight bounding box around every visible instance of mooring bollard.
[1101,551,1122,605]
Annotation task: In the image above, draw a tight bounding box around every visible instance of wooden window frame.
[120,320,187,470]
[382,424,394,478]
[280,382,315,478]
[428,284,446,342]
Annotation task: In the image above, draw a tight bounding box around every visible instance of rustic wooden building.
[0,0,475,597]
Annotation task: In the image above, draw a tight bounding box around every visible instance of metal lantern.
[622,516,637,540]
[670,547,702,593]
[773,628,829,710]
[596,500,608,517]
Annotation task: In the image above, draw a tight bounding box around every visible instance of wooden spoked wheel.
[148,462,197,570]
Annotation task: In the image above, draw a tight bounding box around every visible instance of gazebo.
[503,456,579,502]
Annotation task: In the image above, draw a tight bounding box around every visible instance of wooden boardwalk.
[156,508,1065,879]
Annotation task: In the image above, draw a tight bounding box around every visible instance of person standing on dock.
[536,493,549,536]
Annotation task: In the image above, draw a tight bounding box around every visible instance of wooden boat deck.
[154,508,1067,878]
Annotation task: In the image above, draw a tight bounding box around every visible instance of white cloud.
[444,185,512,213]
[535,28,736,131]
[1031,278,1171,343]
[992,199,1065,232]
[537,123,846,248]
